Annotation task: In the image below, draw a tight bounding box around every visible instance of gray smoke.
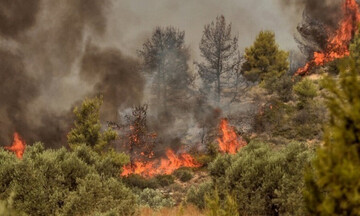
[279,0,342,28]
[0,0,145,148]
[80,43,145,121]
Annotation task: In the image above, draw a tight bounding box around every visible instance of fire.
[296,0,360,75]
[4,132,26,159]
[217,119,247,154]
[121,149,201,178]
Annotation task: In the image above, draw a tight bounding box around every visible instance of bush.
[137,188,174,210]
[186,181,213,209]
[0,143,136,216]
[173,168,194,182]
[208,141,313,215]
[123,174,160,189]
[155,175,175,187]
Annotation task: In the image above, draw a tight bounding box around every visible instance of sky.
[101,0,303,59]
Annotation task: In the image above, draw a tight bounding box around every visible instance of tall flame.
[4,132,26,159]
[296,0,360,76]
[121,149,201,178]
[217,119,247,154]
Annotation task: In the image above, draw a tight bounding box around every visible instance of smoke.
[0,0,329,150]
[279,0,342,28]
[0,0,40,38]
[0,0,145,148]
[80,43,145,121]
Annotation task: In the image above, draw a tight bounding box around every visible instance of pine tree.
[304,32,360,215]
[197,15,241,105]
[67,96,117,152]
[241,31,289,92]
[139,26,193,112]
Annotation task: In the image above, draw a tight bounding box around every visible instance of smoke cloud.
[0,0,340,149]
[0,0,145,148]
[80,43,145,121]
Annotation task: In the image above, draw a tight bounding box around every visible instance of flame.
[217,119,247,154]
[296,0,360,75]
[121,149,201,178]
[4,132,26,159]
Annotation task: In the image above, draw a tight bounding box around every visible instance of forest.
[1,0,360,215]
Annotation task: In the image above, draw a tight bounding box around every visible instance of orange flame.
[4,132,26,159]
[121,149,201,178]
[217,119,247,154]
[296,0,360,75]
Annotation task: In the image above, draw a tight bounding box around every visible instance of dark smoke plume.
[280,0,342,27]
[80,43,145,121]
[0,0,40,38]
[280,0,344,59]
[0,0,139,148]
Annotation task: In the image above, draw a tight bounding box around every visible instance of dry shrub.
[138,204,204,216]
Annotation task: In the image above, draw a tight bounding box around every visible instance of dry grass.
[138,205,205,216]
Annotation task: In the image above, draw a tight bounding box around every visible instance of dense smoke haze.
[0,0,337,148]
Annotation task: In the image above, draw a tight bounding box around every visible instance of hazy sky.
[102,0,303,59]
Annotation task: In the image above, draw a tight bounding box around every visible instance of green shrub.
[186,181,213,209]
[173,168,194,182]
[0,143,136,216]
[155,175,175,187]
[123,174,160,189]
[205,189,239,216]
[208,141,313,215]
[62,174,136,216]
[137,188,174,210]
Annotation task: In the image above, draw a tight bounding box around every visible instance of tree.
[67,96,117,152]
[304,31,360,215]
[139,26,193,113]
[241,31,289,92]
[197,15,241,105]
[125,105,156,163]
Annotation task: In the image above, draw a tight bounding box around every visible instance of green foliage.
[0,143,135,216]
[304,32,360,215]
[67,96,117,152]
[0,198,25,216]
[208,141,313,215]
[241,31,289,90]
[62,174,136,216]
[205,189,238,216]
[155,175,175,187]
[137,188,175,210]
[173,168,194,182]
[293,78,318,108]
[123,174,160,189]
[186,181,213,209]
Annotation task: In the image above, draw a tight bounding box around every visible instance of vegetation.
[304,31,360,215]
[0,143,135,216]
[241,31,289,92]
[2,10,359,216]
[67,96,117,152]
[197,15,241,104]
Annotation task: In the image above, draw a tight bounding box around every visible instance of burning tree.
[296,0,360,75]
[125,104,156,163]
